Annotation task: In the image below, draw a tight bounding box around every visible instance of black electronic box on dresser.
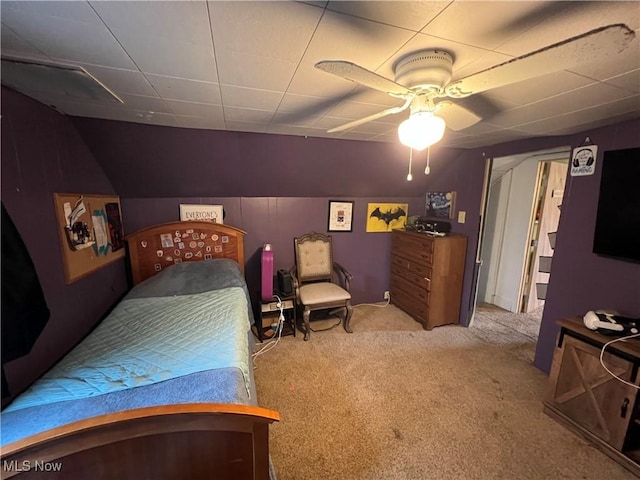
[390,229,467,330]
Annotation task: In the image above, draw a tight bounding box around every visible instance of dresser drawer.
[392,232,434,266]
[390,273,431,306]
[391,256,432,290]
[390,288,428,326]
[391,255,433,281]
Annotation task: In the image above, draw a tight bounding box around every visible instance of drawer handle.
[621,397,629,418]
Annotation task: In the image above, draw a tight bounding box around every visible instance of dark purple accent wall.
[75,117,487,325]
[479,119,640,373]
[1,87,128,398]
[71,117,470,198]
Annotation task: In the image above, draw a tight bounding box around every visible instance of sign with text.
[179,204,224,223]
[570,145,597,176]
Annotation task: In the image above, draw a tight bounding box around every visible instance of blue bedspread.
[1,259,257,446]
[5,287,251,412]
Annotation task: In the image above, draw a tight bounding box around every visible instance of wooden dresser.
[390,229,467,330]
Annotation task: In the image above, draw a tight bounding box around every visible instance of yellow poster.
[366,203,408,232]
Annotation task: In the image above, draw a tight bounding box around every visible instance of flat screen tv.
[592,147,640,263]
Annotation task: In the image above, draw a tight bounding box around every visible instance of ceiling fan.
[315,24,636,150]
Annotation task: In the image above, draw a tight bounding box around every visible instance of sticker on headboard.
[160,234,174,248]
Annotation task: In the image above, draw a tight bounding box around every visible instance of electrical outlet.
[384,291,390,300]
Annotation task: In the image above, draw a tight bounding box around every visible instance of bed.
[0,221,279,479]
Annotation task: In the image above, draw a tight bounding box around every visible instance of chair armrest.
[332,262,353,292]
[289,266,301,302]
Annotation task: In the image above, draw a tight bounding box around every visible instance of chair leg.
[344,302,353,333]
[303,307,311,341]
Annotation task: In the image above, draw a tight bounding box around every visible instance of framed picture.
[366,203,408,232]
[179,204,224,223]
[327,200,354,232]
[425,192,456,219]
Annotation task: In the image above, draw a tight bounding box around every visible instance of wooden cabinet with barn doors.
[389,229,467,330]
[544,317,640,477]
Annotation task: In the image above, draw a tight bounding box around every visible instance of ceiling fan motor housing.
[394,49,453,91]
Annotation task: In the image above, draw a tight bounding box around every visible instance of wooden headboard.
[125,221,246,285]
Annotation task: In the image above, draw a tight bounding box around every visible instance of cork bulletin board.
[54,193,125,284]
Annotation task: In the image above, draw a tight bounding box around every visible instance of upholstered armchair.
[291,232,353,341]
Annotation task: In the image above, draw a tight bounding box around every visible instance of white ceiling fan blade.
[445,24,636,98]
[434,101,481,131]
[327,98,413,133]
[315,60,413,97]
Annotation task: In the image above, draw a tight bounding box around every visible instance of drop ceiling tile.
[146,74,222,104]
[271,111,323,128]
[601,69,640,94]
[1,2,135,69]
[164,100,224,119]
[0,25,49,59]
[55,100,179,126]
[325,99,406,121]
[225,107,275,124]
[220,85,283,110]
[80,65,157,97]
[277,93,342,115]
[226,121,268,134]
[288,9,416,96]
[438,2,575,49]
[515,95,640,134]
[326,1,447,32]
[348,118,401,134]
[175,115,226,130]
[496,2,640,57]
[90,1,217,82]
[210,1,323,90]
[484,81,636,128]
[481,71,595,107]
[117,93,171,114]
[569,44,640,82]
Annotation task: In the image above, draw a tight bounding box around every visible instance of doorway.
[473,147,570,336]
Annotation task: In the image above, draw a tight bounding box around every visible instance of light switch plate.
[458,211,466,224]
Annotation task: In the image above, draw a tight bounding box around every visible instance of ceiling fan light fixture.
[398,112,445,151]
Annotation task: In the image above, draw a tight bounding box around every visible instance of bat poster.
[366,203,408,232]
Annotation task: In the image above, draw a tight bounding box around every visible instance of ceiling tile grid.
[1,0,638,149]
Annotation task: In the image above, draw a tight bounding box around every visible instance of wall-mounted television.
[592,147,640,263]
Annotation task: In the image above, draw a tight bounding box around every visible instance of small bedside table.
[257,293,297,341]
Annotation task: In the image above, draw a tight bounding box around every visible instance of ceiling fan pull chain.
[425,147,431,175]
[407,148,413,181]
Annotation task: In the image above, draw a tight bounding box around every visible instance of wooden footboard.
[1,403,279,480]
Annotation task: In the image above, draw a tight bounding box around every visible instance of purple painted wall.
[71,118,469,198]
[3,82,638,391]
[1,87,128,398]
[478,119,640,373]
[74,117,486,324]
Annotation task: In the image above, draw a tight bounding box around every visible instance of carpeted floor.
[253,302,636,480]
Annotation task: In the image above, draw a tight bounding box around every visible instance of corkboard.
[54,193,125,284]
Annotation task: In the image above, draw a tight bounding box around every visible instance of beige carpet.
[253,303,636,480]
